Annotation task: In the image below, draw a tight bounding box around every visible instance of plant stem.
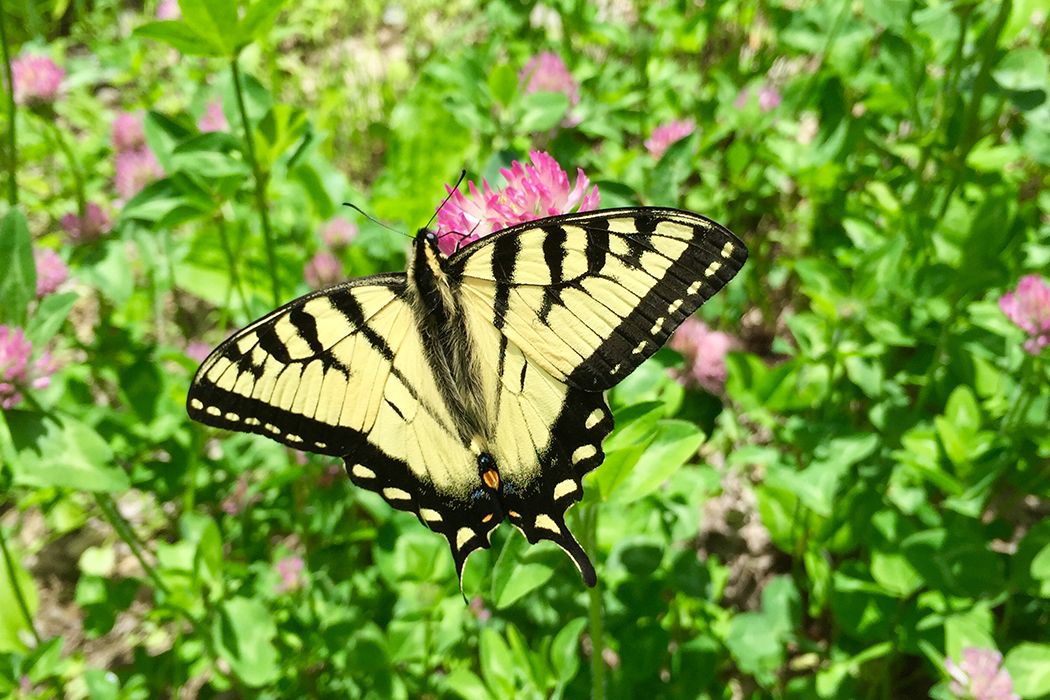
[0,521,41,645]
[0,0,18,206]
[934,0,1011,222]
[44,120,87,220]
[216,212,250,318]
[582,504,605,700]
[95,493,171,595]
[230,57,281,307]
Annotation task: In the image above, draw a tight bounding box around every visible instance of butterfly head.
[410,228,455,306]
[415,227,447,261]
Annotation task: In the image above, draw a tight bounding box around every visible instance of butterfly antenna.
[424,169,467,233]
[341,202,412,240]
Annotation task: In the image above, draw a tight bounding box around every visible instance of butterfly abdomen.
[408,231,492,447]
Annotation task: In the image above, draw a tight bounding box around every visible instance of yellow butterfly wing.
[187,278,501,577]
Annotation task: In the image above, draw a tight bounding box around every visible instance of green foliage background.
[1,0,1048,698]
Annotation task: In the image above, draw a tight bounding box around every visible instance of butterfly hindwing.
[451,207,747,392]
[461,308,614,584]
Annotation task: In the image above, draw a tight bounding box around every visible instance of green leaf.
[724,577,799,687]
[78,546,116,577]
[934,386,992,471]
[589,402,662,498]
[901,528,1004,597]
[803,546,831,616]
[863,0,911,31]
[830,573,897,640]
[487,63,518,107]
[491,531,555,609]
[1031,542,1050,582]
[943,606,995,660]
[993,48,1050,92]
[236,0,287,48]
[443,668,493,700]
[1005,643,1050,698]
[550,618,587,683]
[604,402,664,451]
[649,133,695,202]
[134,20,224,57]
[24,292,77,347]
[83,669,120,700]
[870,550,923,597]
[765,434,876,518]
[608,420,704,504]
[515,91,570,132]
[0,538,37,652]
[213,597,280,687]
[178,0,237,56]
[181,513,224,591]
[0,209,35,326]
[944,385,981,433]
[254,104,309,173]
[725,614,783,686]
[844,355,883,397]
[611,536,664,576]
[479,627,516,697]
[171,148,250,180]
[7,412,130,493]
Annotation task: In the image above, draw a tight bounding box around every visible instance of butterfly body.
[188,208,747,587]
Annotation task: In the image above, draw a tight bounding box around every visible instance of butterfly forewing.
[186,277,503,576]
[450,207,747,392]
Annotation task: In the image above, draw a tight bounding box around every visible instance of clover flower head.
[11,54,64,106]
[156,0,180,20]
[519,51,579,106]
[115,147,163,200]
[112,111,146,153]
[0,326,57,410]
[434,151,599,255]
[669,317,739,394]
[645,119,696,159]
[758,85,782,112]
[304,252,343,289]
[735,84,782,113]
[186,342,211,364]
[61,202,112,244]
[275,555,305,593]
[34,248,69,298]
[220,474,260,516]
[197,99,228,133]
[999,274,1050,354]
[945,648,1019,700]
[317,463,345,488]
[321,218,359,250]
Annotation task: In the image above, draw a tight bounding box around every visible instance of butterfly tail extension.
[502,389,613,587]
[343,452,502,592]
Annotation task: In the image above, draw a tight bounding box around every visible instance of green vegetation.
[1,1,1048,697]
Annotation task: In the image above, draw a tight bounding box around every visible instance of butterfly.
[187,207,746,587]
